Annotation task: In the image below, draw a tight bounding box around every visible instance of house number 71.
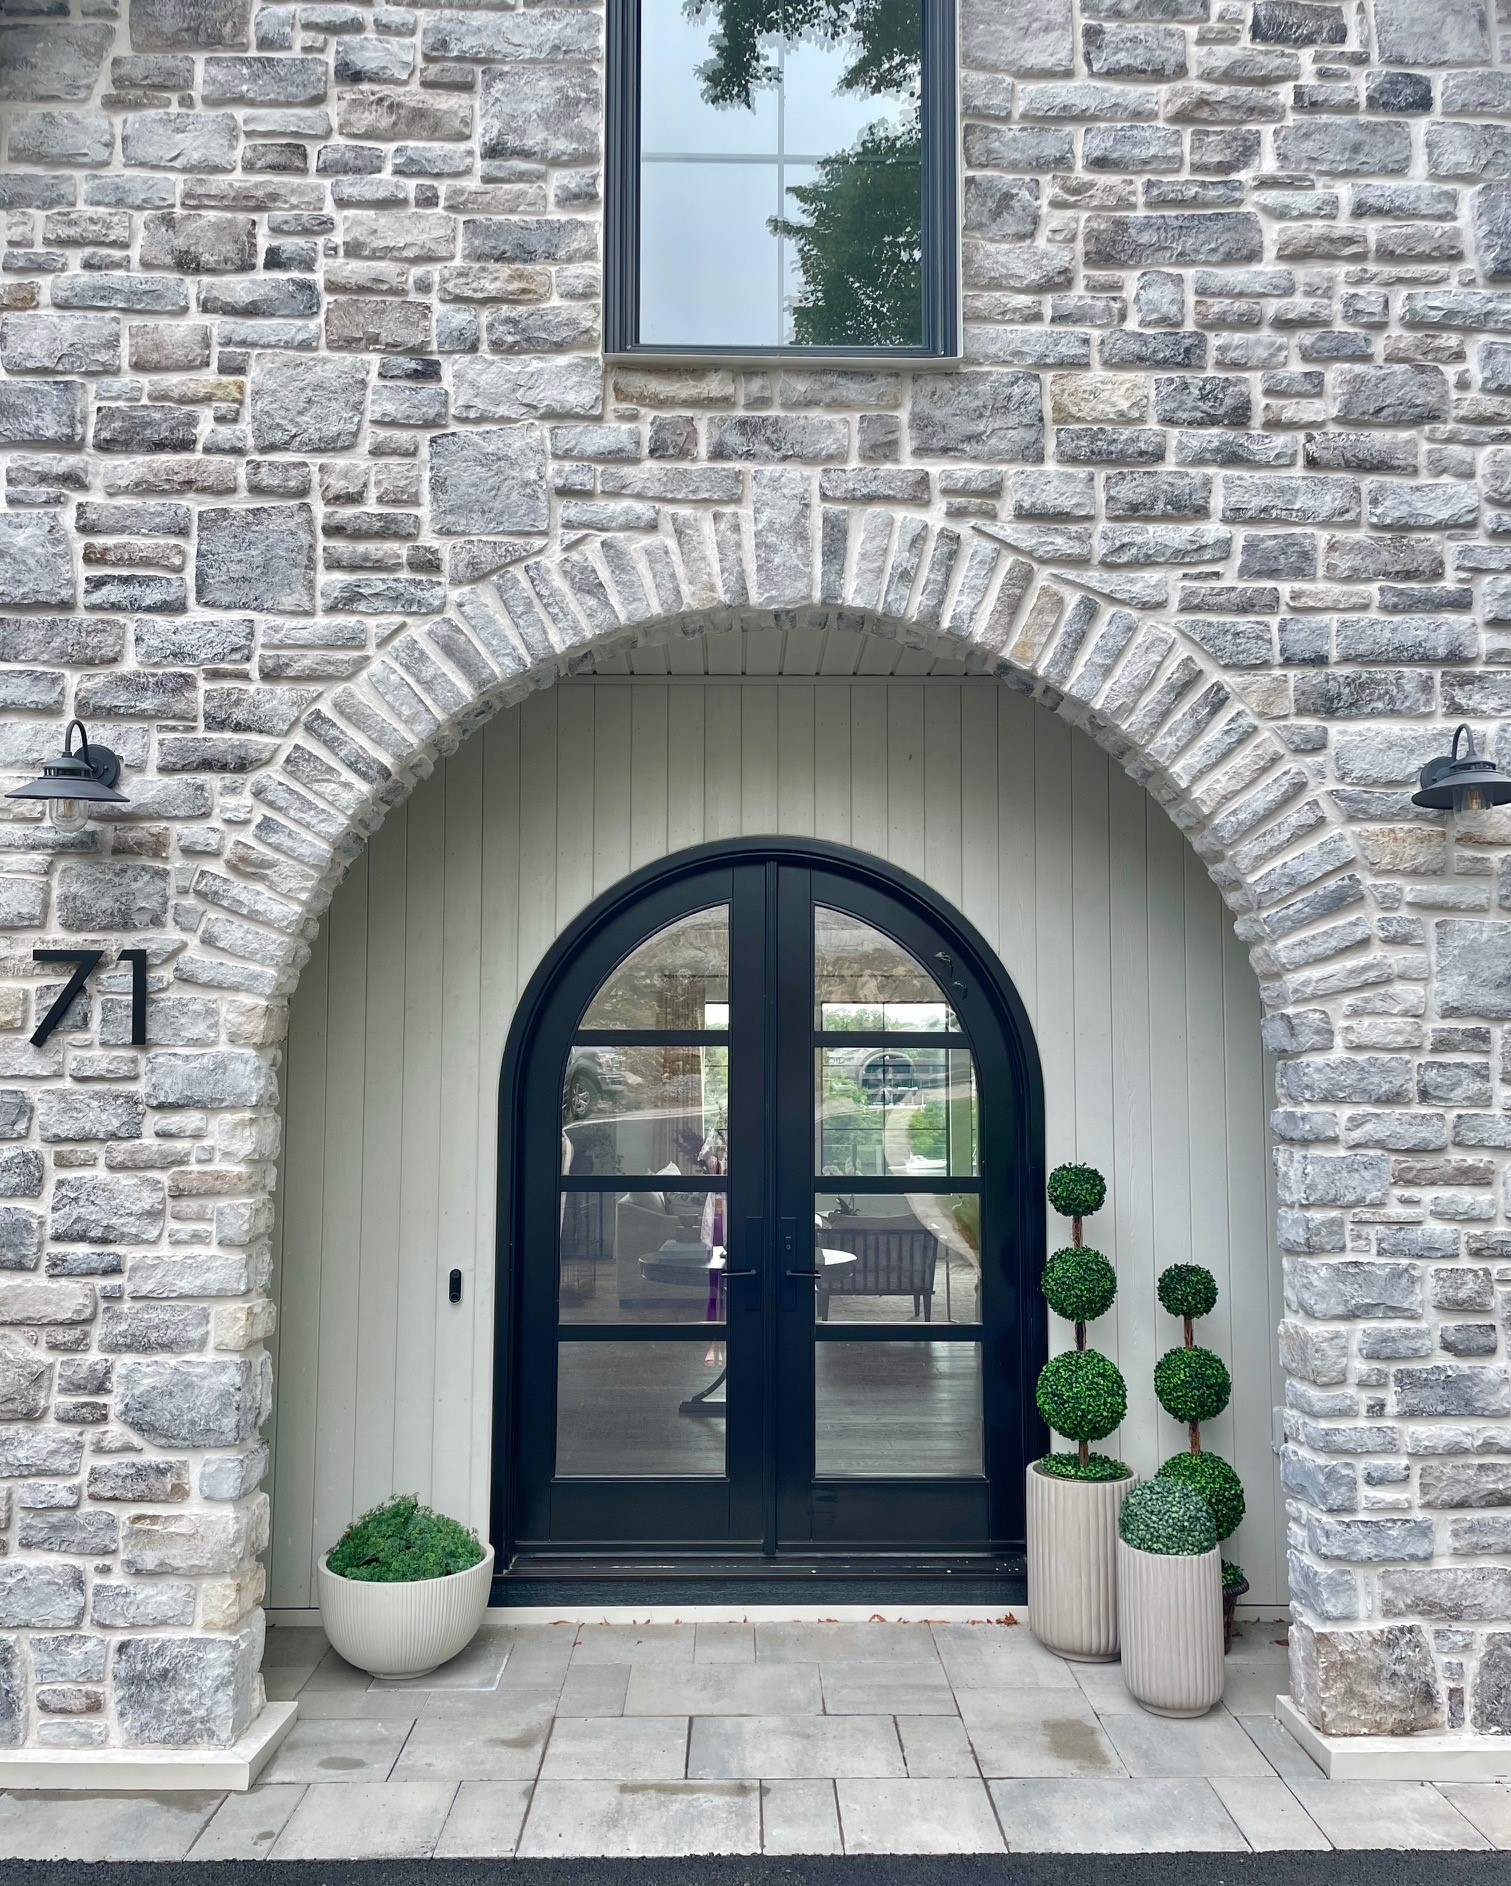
[31,948,148,1048]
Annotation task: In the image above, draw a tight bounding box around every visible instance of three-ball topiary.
[1151,1260,1247,1588]
[1035,1162,1129,1481]
[1119,1476,1218,1557]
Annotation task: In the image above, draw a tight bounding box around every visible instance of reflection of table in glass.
[638,1242,728,1417]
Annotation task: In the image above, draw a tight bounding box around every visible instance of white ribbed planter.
[1026,1464,1136,1662]
[1117,1538,1224,1717]
[317,1545,495,1678]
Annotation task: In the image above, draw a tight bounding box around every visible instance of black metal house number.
[32,948,148,1048]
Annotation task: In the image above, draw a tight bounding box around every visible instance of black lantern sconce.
[6,719,128,834]
[1411,724,1511,821]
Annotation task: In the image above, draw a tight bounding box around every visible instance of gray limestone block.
[99,1305,211,1355]
[0,513,74,608]
[196,504,316,612]
[1442,1324,1499,1357]
[139,211,258,274]
[6,110,112,165]
[1276,1056,1413,1105]
[1083,21,1188,76]
[1251,0,1347,41]
[1420,1460,1511,1507]
[30,1635,106,1684]
[1395,1365,1511,1418]
[1276,1149,1390,1210]
[52,1176,165,1246]
[56,861,169,931]
[1374,0,1489,62]
[1285,1255,1422,1317]
[0,1640,20,1751]
[122,1505,262,1577]
[1309,1515,1436,1562]
[0,1562,86,1629]
[1290,1621,1443,1735]
[1436,920,1511,1020]
[113,1624,261,1748]
[130,0,249,48]
[1431,1267,1496,1311]
[452,355,602,421]
[909,371,1044,460]
[87,1458,191,1502]
[334,34,415,82]
[0,1431,82,1479]
[1084,213,1261,267]
[1282,1445,1358,1512]
[962,0,1072,72]
[1473,186,1511,282]
[91,1581,195,1628]
[1278,1320,1350,1385]
[0,381,86,446]
[250,355,368,453]
[200,1443,269,1501]
[36,1092,145,1148]
[0,23,115,100]
[1334,363,1450,424]
[421,9,600,59]
[144,1049,275,1109]
[0,1208,43,1272]
[1380,1567,1511,1623]
[202,54,329,103]
[751,468,814,609]
[428,425,549,534]
[1474,1635,1511,1732]
[481,65,602,165]
[0,1333,51,1419]
[962,176,1041,240]
[19,1512,119,1556]
[115,1358,263,1449]
[122,112,239,173]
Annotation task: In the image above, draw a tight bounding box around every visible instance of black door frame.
[490,838,1048,1585]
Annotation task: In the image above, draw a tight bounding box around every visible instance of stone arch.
[200,506,1385,1030]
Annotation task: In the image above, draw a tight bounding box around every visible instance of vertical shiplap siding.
[270,679,1285,1607]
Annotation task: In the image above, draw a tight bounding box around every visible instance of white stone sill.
[1278,1696,1511,1781]
[603,351,964,370]
[0,1701,296,1794]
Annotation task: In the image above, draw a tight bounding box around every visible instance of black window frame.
[604,0,959,363]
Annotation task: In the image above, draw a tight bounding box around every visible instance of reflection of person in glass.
[700,1119,727,1366]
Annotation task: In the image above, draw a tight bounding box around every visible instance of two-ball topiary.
[1156,1449,1246,1542]
[1153,1346,1232,1427]
[1035,1162,1128,1480]
[1118,1476,1217,1558]
[327,1494,484,1583]
[1041,1247,1117,1325]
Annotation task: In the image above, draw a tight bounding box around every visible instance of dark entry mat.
[493,1575,1029,1607]
[8,1853,1507,1884]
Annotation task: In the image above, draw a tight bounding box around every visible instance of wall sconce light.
[1411,724,1511,821]
[6,719,128,834]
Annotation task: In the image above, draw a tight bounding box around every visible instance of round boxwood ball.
[1046,1162,1106,1221]
[1157,1449,1246,1542]
[1157,1263,1219,1322]
[1036,1348,1126,1445]
[1041,1247,1117,1324]
[1153,1345,1231,1425]
[1118,1477,1217,1557]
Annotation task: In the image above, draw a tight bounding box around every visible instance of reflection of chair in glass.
[815,1217,942,1321]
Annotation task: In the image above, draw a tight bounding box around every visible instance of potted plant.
[1150,1263,1249,1651]
[1026,1162,1135,1662]
[316,1494,494,1679]
[1117,1477,1224,1716]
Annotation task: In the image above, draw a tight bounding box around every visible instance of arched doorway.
[496,839,1046,1577]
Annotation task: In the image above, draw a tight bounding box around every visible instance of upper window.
[606,0,957,360]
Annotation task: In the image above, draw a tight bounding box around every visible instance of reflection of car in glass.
[563,1047,639,1121]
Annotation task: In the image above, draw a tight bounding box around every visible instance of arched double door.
[500,842,1045,1571]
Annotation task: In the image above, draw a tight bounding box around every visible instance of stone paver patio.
[1,1614,1508,1860]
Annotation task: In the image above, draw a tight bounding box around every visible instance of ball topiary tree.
[1034,1161,1128,1481]
[1152,1261,1246,1594]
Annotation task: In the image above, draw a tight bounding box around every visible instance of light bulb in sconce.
[6,721,129,832]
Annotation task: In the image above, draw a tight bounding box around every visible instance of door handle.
[784,1269,817,1280]
[722,1268,760,1279]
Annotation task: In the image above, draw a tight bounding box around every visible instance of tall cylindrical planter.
[318,1544,495,1679]
[1117,1538,1224,1716]
[1027,1464,1136,1662]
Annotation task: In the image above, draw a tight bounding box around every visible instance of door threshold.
[494,1553,1027,1610]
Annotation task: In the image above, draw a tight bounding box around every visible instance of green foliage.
[1036,1348,1127,1446]
[685,0,922,112]
[1157,1449,1246,1543]
[1118,1477,1217,1557]
[908,1097,945,1162]
[1041,1247,1117,1325]
[327,1495,484,1584]
[1157,1263,1219,1322]
[1036,1450,1130,1482]
[1154,1345,1232,1426]
[1046,1162,1106,1221]
[771,122,923,348]
[1222,1559,1247,1594]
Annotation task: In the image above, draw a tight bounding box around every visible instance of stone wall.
[0,0,1509,1752]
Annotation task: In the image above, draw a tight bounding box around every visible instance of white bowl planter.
[1026,1463,1136,1662]
[1117,1537,1224,1717]
[317,1544,495,1679]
